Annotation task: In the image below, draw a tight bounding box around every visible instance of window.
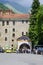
[13,28,15,32]
[12,39,14,42]
[5,37,7,41]
[7,21,9,25]
[12,33,15,37]
[22,32,24,35]
[13,21,15,25]
[2,21,4,26]
[26,20,28,23]
[22,20,24,23]
[26,32,28,35]
[5,29,7,33]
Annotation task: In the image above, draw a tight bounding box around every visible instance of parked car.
[5,49,12,53]
[33,45,43,54]
[0,47,5,53]
[37,48,43,54]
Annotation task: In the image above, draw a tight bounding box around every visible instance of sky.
[0,0,43,8]
[5,0,43,7]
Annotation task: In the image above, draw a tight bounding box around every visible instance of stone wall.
[0,20,30,49]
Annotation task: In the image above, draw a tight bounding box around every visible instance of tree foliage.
[28,4,43,47]
[27,0,40,48]
[0,3,9,10]
[31,0,40,14]
[36,5,43,45]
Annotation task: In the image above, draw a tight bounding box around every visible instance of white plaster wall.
[0,20,30,49]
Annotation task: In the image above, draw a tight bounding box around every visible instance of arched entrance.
[17,35,32,53]
[19,43,30,53]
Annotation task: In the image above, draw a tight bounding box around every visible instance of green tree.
[36,5,43,45]
[28,0,40,48]
[31,0,40,14]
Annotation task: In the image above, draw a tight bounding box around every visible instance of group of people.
[18,48,31,53]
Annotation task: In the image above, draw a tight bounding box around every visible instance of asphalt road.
[0,53,43,65]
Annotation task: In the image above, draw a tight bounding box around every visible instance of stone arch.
[19,43,31,53]
[19,43,30,49]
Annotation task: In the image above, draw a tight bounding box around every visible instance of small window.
[22,20,24,23]
[26,32,28,35]
[22,32,24,35]
[5,29,7,33]
[5,37,7,41]
[13,21,15,25]
[7,21,9,25]
[13,28,15,32]
[2,21,4,26]
[26,20,28,23]
[12,39,14,42]
[12,33,15,37]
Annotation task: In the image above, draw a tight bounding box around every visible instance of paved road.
[0,53,43,65]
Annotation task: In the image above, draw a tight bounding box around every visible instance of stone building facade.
[0,10,30,49]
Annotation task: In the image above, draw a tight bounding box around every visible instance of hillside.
[0,3,23,14]
[0,3,9,10]
[4,3,23,14]
[0,0,31,13]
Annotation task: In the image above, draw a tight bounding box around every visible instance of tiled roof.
[0,13,30,20]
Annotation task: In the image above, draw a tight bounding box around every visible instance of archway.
[19,43,30,53]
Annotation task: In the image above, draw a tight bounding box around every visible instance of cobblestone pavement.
[0,53,43,65]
